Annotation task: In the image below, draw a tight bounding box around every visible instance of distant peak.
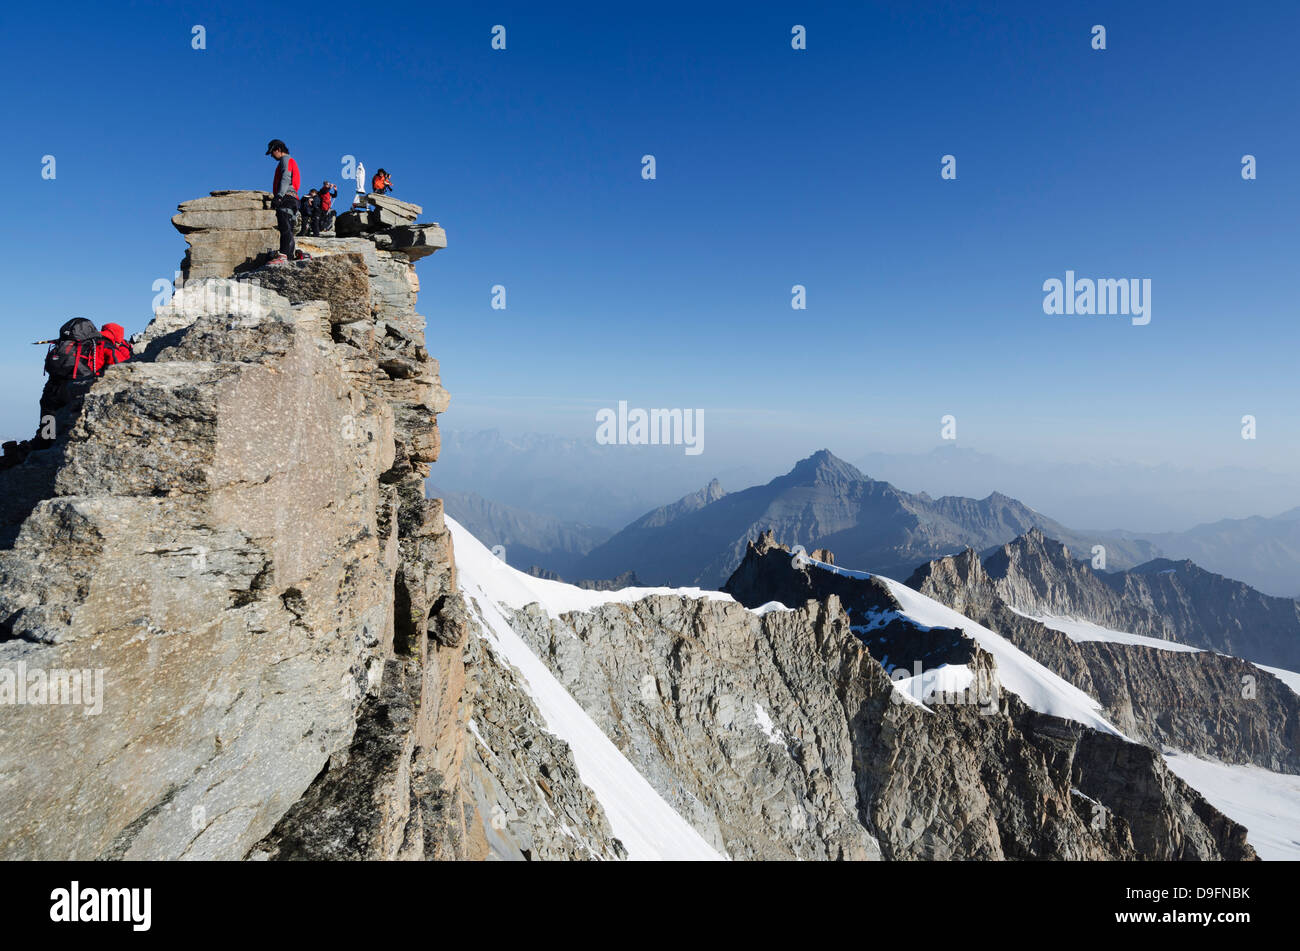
[685,478,726,506]
[787,450,866,485]
[633,477,727,529]
[1133,557,1199,575]
[983,528,1074,580]
[1014,527,1070,555]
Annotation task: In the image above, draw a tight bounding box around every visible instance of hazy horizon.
[432,421,1299,535]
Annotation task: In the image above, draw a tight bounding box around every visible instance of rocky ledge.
[173,189,447,279]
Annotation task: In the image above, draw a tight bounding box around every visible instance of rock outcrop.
[173,190,280,279]
[172,189,447,281]
[719,534,1257,859]
[974,528,1300,669]
[0,191,464,859]
[334,193,446,261]
[508,596,882,859]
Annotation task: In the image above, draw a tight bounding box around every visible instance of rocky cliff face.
[718,534,1257,859]
[0,192,722,863]
[907,535,1300,773]
[711,534,1257,858]
[0,192,472,859]
[974,528,1300,669]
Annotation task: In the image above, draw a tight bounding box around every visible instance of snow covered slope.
[454,527,731,615]
[449,520,1275,860]
[450,516,723,860]
[877,575,1121,735]
[1002,610,1300,854]
[1020,611,1201,653]
[458,522,1123,778]
[1163,753,1300,861]
[806,563,1112,737]
[1255,663,1300,696]
[807,560,1120,735]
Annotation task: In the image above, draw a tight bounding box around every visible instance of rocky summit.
[172,189,447,280]
[0,193,459,859]
[0,197,1280,862]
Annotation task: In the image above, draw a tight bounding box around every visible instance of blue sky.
[1,0,1296,487]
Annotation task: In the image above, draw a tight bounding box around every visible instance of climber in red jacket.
[96,323,133,372]
[314,181,338,235]
[266,138,302,263]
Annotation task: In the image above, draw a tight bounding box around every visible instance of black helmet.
[265,138,289,155]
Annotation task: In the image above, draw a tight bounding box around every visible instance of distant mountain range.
[1111,508,1300,599]
[571,450,1159,587]
[430,430,1299,594]
[855,444,1300,535]
[433,445,1299,597]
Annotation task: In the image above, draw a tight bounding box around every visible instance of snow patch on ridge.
[1254,663,1300,697]
[455,531,732,616]
[1015,610,1201,653]
[890,663,977,710]
[806,558,1122,736]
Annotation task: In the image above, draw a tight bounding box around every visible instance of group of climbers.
[10,140,396,458]
[0,319,132,466]
[298,182,338,237]
[34,319,132,430]
[265,138,397,264]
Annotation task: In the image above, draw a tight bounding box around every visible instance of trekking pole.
[32,340,58,345]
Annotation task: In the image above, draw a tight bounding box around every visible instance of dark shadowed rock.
[372,223,447,261]
[251,253,371,326]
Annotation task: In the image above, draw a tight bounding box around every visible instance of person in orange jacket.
[371,168,393,194]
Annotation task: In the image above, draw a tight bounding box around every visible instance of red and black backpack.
[44,318,102,381]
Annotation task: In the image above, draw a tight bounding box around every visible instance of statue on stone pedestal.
[352,161,367,209]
